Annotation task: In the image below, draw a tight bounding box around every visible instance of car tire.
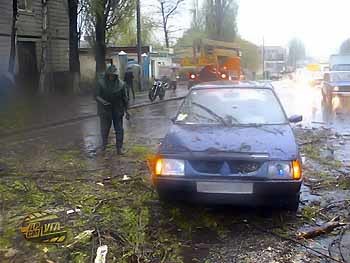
[284,195,300,212]
[157,190,172,202]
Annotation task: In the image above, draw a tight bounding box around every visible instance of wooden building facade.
[0,0,69,86]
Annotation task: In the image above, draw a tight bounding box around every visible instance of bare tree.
[204,0,238,41]
[81,0,135,74]
[158,0,184,48]
[287,38,306,70]
[190,0,202,31]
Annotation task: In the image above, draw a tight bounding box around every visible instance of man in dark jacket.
[124,70,135,100]
[95,65,129,154]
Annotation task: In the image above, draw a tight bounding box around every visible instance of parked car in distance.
[322,71,350,104]
[149,81,303,211]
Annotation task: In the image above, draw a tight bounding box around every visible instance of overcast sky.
[143,0,350,59]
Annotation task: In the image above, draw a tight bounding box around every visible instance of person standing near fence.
[124,70,135,100]
[95,65,130,155]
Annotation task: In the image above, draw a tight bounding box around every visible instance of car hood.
[160,124,298,160]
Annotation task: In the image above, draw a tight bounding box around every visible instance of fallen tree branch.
[320,199,350,212]
[298,138,322,146]
[339,227,349,263]
[107,230,130,246]
[296,216,347,239]
[334,168,350,176]
[91,198,120,213]
[250,222,345,263]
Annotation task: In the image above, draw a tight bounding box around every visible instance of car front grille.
[189,160,263,175]
[337,86,350,92]
[190,160,224,174]
[227,161,262,174]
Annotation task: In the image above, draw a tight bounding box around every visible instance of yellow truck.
[306,63,324,86]
[176,38,243,88]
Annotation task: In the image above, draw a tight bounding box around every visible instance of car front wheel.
[157,189,171,201]
[283,194,300,212]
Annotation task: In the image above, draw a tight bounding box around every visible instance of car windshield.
[176,88,287,125]
[332,65,350,71]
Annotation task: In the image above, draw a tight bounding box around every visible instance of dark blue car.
[150,81,303,211]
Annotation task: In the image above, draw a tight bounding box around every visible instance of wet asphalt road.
[0,85,187,150]
[1,79,350,262]
[276,79,350,133]
[1,79,350,151]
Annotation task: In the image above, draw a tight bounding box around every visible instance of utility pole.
[136,0,142,64]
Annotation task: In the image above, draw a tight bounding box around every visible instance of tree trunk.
[39,0,49,93]
[8,0,17,74]
[95,15,106,74]
[164,26,169,49]
[68,0,80,73]
[215,0,224,40]
[160,2,169,48]
[68,0,80,92]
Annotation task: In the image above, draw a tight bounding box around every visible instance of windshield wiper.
[192,113,220,123]
[224,115,240,125]
[192,102,229,126]
[240,123,264,127]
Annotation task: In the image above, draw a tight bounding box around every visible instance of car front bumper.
[154,177,302,206]
[332,91,350,96]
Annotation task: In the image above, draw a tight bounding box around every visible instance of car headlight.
[333,86,339,91]
[155,159,185,176]
[268,161,292,179]
[268,161,302,180]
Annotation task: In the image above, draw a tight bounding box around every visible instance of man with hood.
[95,65,129,154]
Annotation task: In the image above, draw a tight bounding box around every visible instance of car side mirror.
[288,115,303,123]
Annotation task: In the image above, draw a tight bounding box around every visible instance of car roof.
[191,80,274,90]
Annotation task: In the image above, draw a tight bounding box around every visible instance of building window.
[18,0,32,10]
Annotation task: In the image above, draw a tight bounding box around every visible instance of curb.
[0,95,186,139]
[129,95,185,109]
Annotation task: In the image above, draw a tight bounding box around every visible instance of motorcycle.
[149,80,167,102]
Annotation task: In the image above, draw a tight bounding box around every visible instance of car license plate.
[196,182,253,194]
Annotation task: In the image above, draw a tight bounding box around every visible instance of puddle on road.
[300,184,322,206]
[274,80,350,137]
